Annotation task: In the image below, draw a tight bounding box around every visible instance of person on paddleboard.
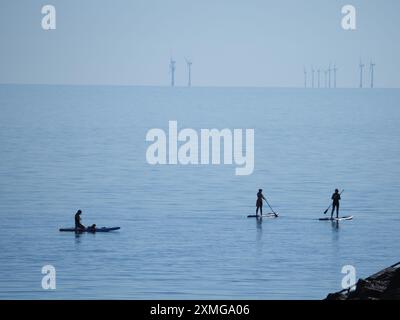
[331,189,341,219]
[86,224,97,233]
[256,189,267,216]
[74,210,85,230]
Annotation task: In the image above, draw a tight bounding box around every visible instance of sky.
[0,0,399,88]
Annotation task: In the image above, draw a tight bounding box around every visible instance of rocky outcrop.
[326,262,400,300]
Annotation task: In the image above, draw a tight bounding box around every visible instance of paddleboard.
[59,227,121,232]
[247,213,278,218]
[318,216,353,221]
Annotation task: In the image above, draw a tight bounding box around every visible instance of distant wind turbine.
[169,58,176,87]
[303,67,307,88]
[370,61,376,88]
[324,70,328,88]
[333,64,338,88]
[311,66,315,89]
[328,63,332,89]
[185,58,192,87]
[359,59,365,89]
[317,69,321,88]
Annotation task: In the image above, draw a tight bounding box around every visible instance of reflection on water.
[331,220,340,231]
[256,217,263,242]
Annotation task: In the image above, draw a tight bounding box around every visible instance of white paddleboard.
[319,216,353,221]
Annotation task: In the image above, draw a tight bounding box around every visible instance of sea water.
[0,85,399,299]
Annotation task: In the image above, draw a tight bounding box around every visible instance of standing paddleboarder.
[331,189,341,219]
[256,189,266,216]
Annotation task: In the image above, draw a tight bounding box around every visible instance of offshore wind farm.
[302,60,376,89]
[166,55,377,89]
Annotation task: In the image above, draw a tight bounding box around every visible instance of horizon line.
[0,82,398,90]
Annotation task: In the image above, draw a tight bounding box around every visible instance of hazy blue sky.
[1,0,399,87]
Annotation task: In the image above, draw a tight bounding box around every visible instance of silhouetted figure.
[86,224,97,233]
[331,189,341,219]
[256,189,266,216]
[74,210,85,230]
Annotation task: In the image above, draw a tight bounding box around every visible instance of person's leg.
[260,205,263,215]
[336,203,340,218]
[331,205,334,219]
[256,206,259,215]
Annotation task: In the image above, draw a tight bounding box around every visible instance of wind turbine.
[169,58,176,87]
[333,64,338,88]
[328,63,331,89]
[311,66,315,89]
[185,58,192,87]
[303,67,307,88]
[317,69,321,88]
[370,61,376,88]
[359,59,365,88]
[324,70,328,88]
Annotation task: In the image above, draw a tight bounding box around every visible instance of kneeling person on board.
[256,189,266,216]
[75,210,85,230]
[331,189,341,219]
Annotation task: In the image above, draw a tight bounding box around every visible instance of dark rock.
[325,292,348,300]
[325,262,400,300]
[351,279,387,299]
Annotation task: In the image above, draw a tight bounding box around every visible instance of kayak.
[59,227,120,232]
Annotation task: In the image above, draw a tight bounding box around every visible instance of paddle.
[264,198,278,217]
[324,189,344,214]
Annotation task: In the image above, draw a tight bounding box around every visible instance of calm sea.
[0,85,399,299]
